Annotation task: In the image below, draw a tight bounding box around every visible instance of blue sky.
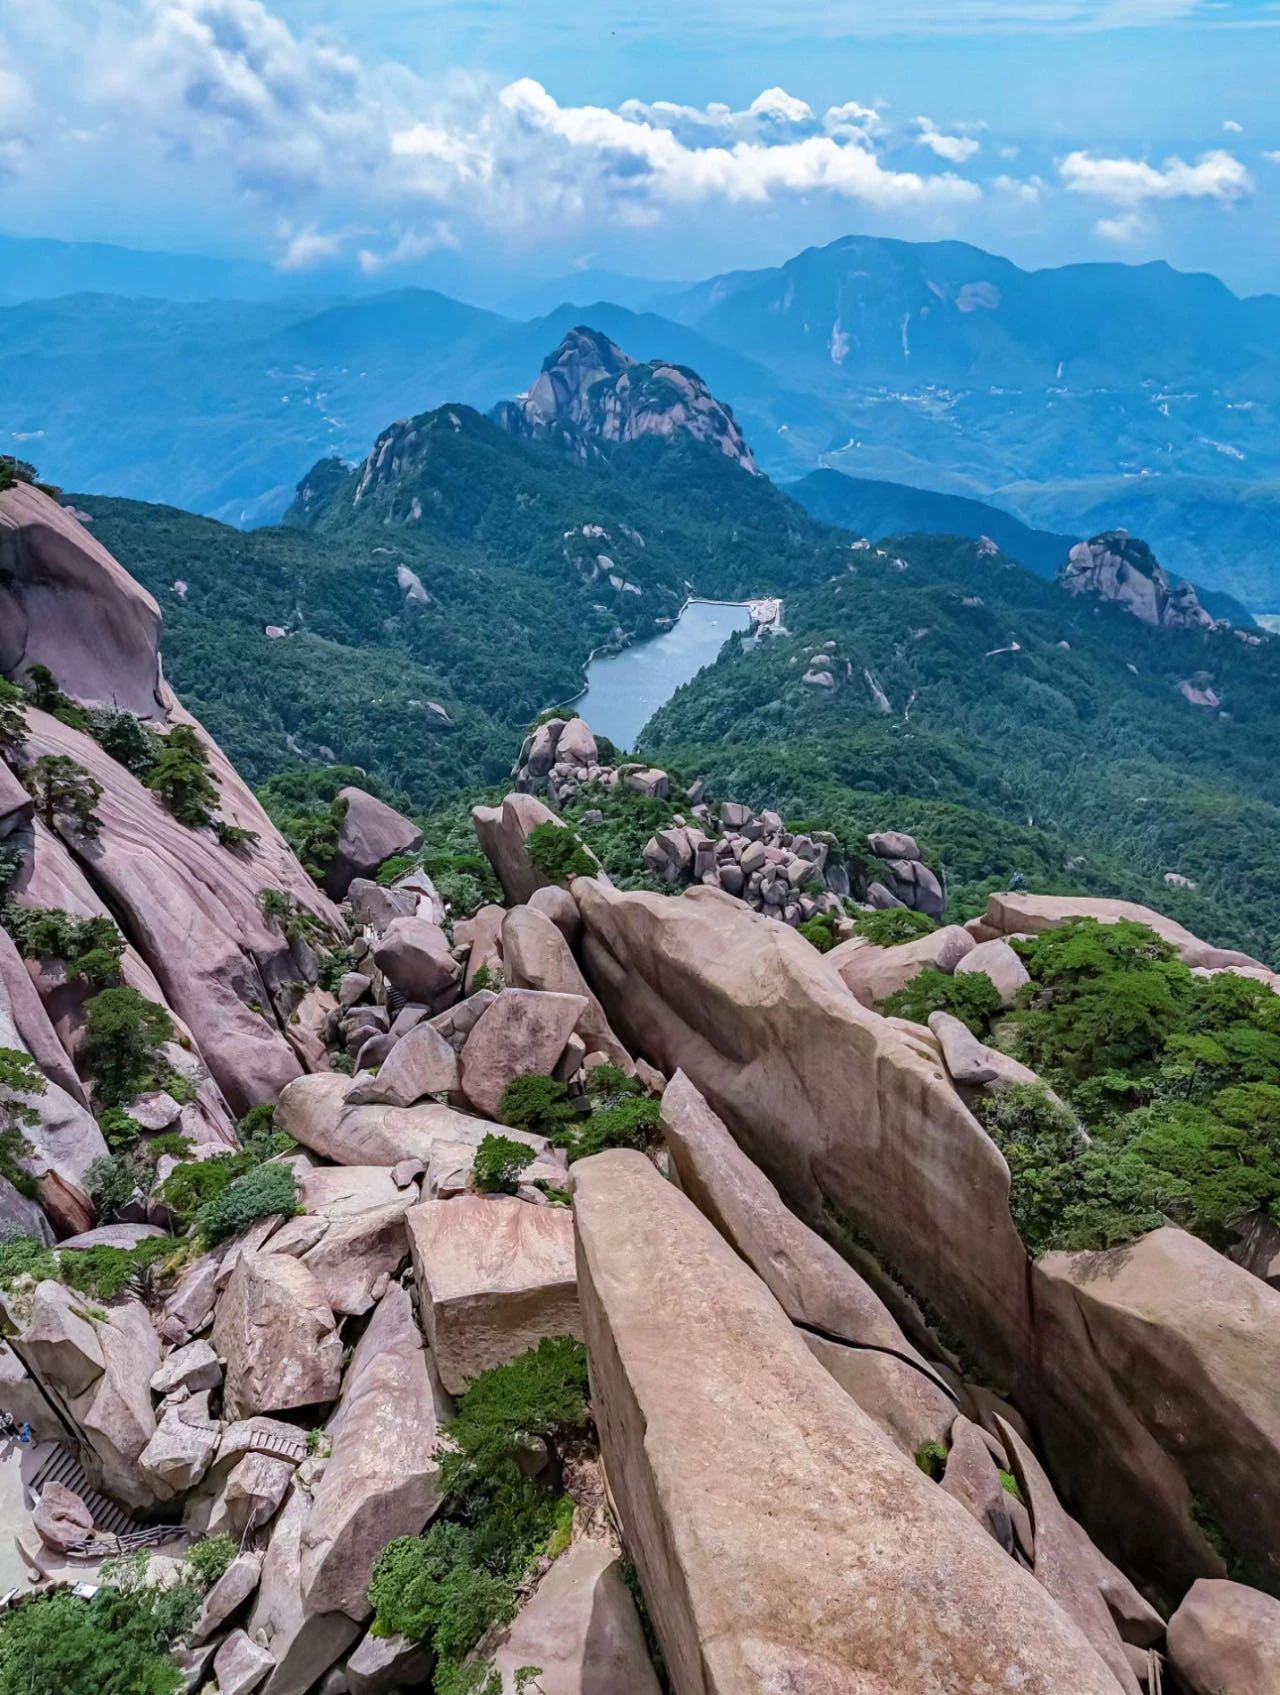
[2,0,1279,298]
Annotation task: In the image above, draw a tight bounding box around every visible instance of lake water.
[571,599,753,751]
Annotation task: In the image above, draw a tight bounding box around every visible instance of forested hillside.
[640,534,1280,963]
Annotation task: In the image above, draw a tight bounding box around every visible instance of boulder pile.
[512,713,669,805]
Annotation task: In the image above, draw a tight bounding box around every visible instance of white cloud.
[1266,151,1280,164]
[914,117,981,163]
[275,223,347,270]
[357,223,458,273]
[1059,148,1254,205]
[1223,118,1244,133]
[0,62,35,180]
[993,173,1043,203]
[1094,210,1151,242]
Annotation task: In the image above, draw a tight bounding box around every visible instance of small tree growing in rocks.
[22,755,103,837]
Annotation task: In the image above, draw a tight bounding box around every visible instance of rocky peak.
[494,326,759,475]
[1059,529,1215,632]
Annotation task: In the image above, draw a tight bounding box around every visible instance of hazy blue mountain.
[5,229,1280,601]
[787,469,1079,579]
[0,232,309,304]
[498,269,687,319]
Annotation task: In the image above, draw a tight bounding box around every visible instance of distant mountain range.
[4,228,1279,605]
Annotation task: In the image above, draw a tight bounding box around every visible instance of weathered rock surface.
[940,1415,1015,1553]
[471,791,564,905]
[213,1253,343,1421]
[344,1020,460,1108]
[0,482,162,715]
[300,1198,415,1317]
[320,787,422,899]
[371,916,459,1007]
[344,1629,434,1695]
[572,878,1275,1602]
[70,1297,164,1508]
[137,1392,221,1498]
[1035,1228,1280,1599]
[246,1466,361,1695]
[299,1284,449,1619]
[978,891,1265,973]
[1061,530,1214,632]
[32,1479,93,1551]
[277,1071,521,1168]
[955,937,1030,1005]
[459,987,587,1117]
[491,1539,662,1695]
[500,905,630,1068]
[661,1070,955,1452]
[213,1629,276,1695]
[406,1195,581,1394]
[573,1150,1127,1693]
[1166,1578,1280,1695]
[193,1548,264,1643]
[829,922,975,1005]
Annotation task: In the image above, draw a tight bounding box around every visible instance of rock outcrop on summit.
[494,326,759,474]
[1060,529,1216,631]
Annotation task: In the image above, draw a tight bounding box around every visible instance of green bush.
[2,907,125,988]
[879,967,1002,1036]
[195,1161,298,1244]
[60,1237,174,1302]
[0,1236,58,1289]
[22,755,102,838]
[583,1063,643,1099]
[915,1439,948,1481]
[80,988,176,1108]
[797,912,840,953]
[368,1338,590,1685]
[524,822,595,883]
[0,1575,196,1695]
[555,1095,661,1163]
[472,1134,536,1194]
[853,908,938,947]
[87,710,160,776]
[185,1535,237,1589]
[215,821,259,852]
[498,1075,578,1140]
[142,725,220,830]
[86,1151,153,1221]
[0,680,28,755]
[0,1047,44,1196]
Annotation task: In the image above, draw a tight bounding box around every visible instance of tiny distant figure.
[0,1412,15,1441]
[17,1423,31,1446]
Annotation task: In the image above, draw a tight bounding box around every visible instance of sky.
[2,0,1280,301]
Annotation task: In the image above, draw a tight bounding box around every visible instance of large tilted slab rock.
[0,762,33,837]
[1035,1228,1280,1600]
[277,1071,545,1168]
[345,1019,460,1108]
[491,1539,661,1695]
[16,709,338,1115]
[344,1628,434,1695]
[828,922,975,1006]
[661,1070,954,1454]
[299,1284,449,1619]
[406,1195,581,1394]
[1166,1578,1280,1695]
[459,987,588,1117]
[246,1462,361,1695]
[137,1391,221,1499]
[472,791,564,904]
[193,1548,264,1643]
[371,916,460,1006]
[996,1416,1160,1692]
[69,1297,164,1509]
[213,1630,275,1695]
[320,787,422,899]
[0,482,162,715]
[0,930,106,1211]
[979,892,1266,973]
[213,1253,343,1421]
[574,882,1030,1385]
[300,1198,415,1317]
[501,905,632,1068]
[573,1151,1127,1693]
[573,878,1280,1604]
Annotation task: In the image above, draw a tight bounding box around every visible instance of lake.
[570,599,753,751]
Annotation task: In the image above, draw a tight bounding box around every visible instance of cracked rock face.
[1060,530,1215,632]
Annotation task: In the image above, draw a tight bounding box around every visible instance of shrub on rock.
[472,1134,536,1195]
[880,967,1003,1036]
